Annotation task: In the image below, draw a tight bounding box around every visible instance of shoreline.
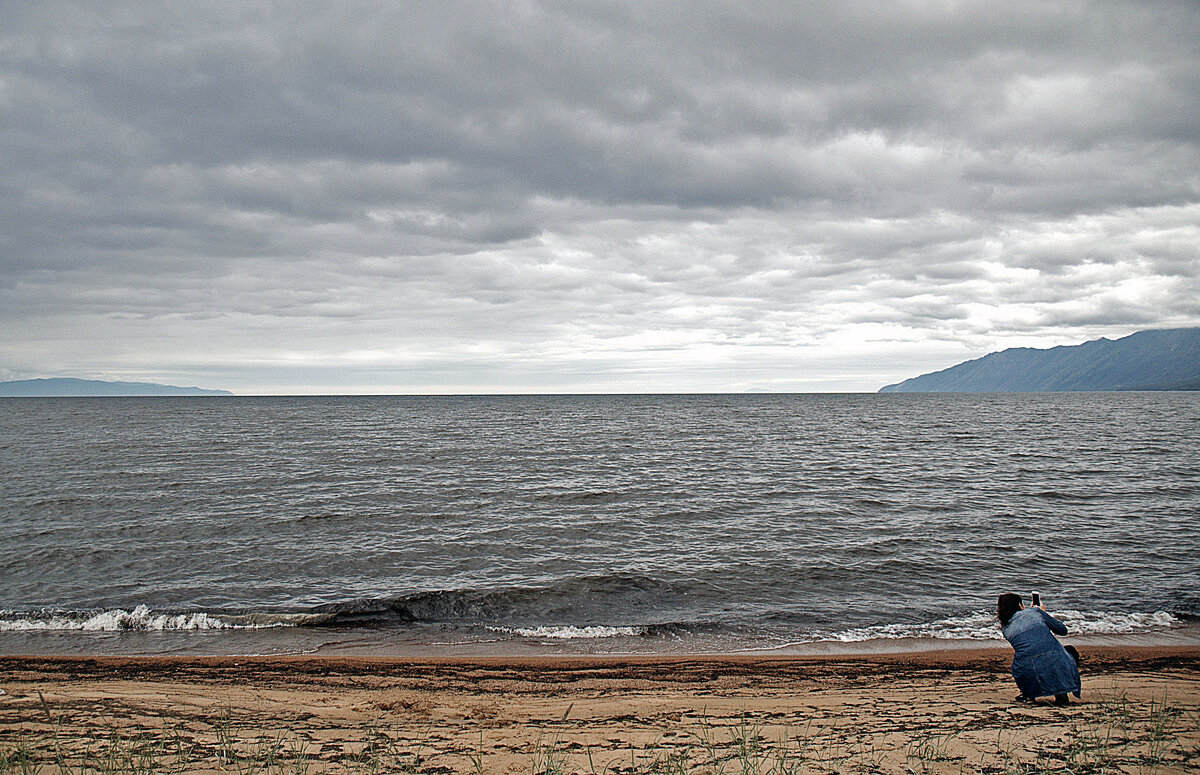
[3,618,1197,660]
[3,641,1199,667]
[3,646,1198,773]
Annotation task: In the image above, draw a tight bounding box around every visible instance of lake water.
[1,393,1197,656]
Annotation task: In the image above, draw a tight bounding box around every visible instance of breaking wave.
[0,605,242,632]
[0,605,327,632]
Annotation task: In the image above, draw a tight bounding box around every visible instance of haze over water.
[2,393,1197,656]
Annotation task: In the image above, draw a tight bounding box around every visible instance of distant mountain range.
[0,378,233,397]
[880,328,1200,393]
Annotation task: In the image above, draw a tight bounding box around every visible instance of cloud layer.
[3,1,1198,392]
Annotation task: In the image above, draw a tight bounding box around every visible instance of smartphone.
[1031,591,1042,607]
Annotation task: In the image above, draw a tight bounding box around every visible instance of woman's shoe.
[1054,694,1070,706]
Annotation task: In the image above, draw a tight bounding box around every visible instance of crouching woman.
[997,592,1081,705]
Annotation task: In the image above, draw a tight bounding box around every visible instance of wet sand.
[2,647,1199,773]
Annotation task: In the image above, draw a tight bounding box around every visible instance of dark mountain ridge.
[879,328,1200,393]
[0,378,233,397]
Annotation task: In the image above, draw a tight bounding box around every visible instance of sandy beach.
[2,646,1198,773]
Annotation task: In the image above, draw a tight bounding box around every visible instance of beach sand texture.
[2,648,1198,773]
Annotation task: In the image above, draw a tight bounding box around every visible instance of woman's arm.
[1037,608,1069,635]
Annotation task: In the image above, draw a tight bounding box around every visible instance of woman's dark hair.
[997,593,1022,627]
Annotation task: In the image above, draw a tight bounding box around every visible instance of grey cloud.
[2,1,1199,391]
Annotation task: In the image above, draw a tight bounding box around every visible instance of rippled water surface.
[1,393,1197,655]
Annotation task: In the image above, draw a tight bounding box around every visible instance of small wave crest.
[533,490,623,505]
[487,625,645,639]
[0,605,306,632]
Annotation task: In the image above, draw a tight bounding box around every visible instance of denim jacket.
[1001,607,1081,698]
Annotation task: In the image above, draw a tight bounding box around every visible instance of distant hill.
[0,378,233,397]
[879,328,1200,393]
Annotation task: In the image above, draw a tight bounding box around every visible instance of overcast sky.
[3,1,1198,393]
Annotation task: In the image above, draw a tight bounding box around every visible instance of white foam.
[830,611,1004,642]
[0,605,254,632]
[1056,609,1179,634]
[825,609,1181,643]
[488,625,644,639]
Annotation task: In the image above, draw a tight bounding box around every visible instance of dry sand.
[2,647,1198,773]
